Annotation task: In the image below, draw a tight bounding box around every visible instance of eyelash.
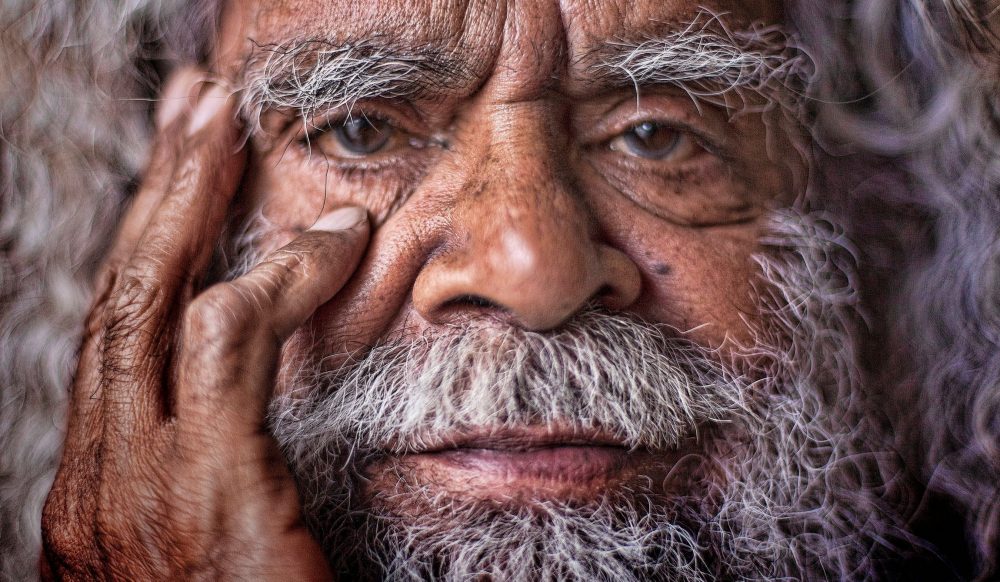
[297,114,404,167]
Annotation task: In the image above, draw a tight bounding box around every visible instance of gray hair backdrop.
[790,1,1000,578]
[0,2,217,579]
[1,0,997,580]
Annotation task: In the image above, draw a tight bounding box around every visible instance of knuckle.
[107,271,163,332]
[253,248,305,290]
[42,452,183,578]
[184,285,253,350]
[100,273,169,369]
[169,153,205,197]
[251,232,339,288]
[300,229,353,259]
[169,148,227,210]
[268,244,309,272]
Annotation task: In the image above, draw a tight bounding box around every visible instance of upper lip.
[407,425,630,454]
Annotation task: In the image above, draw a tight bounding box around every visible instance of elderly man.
[2,0,996,580]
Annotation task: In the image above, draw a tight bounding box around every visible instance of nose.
[412,112,641,331]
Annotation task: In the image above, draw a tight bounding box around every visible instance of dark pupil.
[335,116,392,154]
[624,122,680,160]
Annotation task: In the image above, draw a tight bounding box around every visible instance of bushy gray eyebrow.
[239,37,473,130]
[585,15,810,113]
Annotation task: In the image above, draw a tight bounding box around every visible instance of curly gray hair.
[0,2,217,578]
[791,0,1000,577]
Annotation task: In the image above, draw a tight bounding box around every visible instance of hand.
[40,69,369,580]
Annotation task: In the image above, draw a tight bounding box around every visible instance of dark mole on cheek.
[652,263,671,276]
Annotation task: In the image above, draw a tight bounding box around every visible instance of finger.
[101,82,246,437]
[100,67,206,279]
[121,81,245,296]
[175,206,370,438]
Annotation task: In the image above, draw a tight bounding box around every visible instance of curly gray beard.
[264,210,911,581]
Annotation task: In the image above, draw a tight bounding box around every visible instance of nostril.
[592,282,632,311]
[431,293,511,323]
[591,284,618,307]
[444,294,501,310]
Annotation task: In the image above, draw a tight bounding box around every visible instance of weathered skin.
[41,0,802,578]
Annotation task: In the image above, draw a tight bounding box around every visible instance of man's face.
[226,0,793,349]
[207,0,894,578]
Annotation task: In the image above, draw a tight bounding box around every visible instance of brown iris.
[620,121,683,160]
[333,116,394,155]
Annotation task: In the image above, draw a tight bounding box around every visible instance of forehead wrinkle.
[487,1,568,100]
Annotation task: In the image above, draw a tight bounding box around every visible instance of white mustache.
[269,309,755,459]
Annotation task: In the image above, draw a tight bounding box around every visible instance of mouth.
[366,426,688,502]
[417,425,630,452]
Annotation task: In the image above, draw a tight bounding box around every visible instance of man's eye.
[332,116,395,156]
[305,115,401,159]
[609,121,699,161]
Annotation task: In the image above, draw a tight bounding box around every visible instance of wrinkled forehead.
[228,0,784,91]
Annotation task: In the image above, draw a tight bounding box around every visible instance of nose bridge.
[411,103,641,331]
[463,118,597,313]
[466,103,589,264]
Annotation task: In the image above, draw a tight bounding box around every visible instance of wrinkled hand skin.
[39,69,368,581]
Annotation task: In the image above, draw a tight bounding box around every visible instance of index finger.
[176,207,371,438]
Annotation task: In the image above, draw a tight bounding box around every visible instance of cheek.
[248,135,766,356]
[577,147,769,348]
[636,228,760,347]
[593,195,763,348]
[244,145,410,231]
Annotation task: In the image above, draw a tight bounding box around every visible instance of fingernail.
[187,84,231,136]
[156,68,203,129]
[309,207,368,232]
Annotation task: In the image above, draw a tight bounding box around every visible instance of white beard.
[265,210,912,581]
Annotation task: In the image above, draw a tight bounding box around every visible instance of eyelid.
[295,100,427,143]
[615,120,721,156]
[589,120,727,168]
[303,112,398,145]
[578,94,731,155]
